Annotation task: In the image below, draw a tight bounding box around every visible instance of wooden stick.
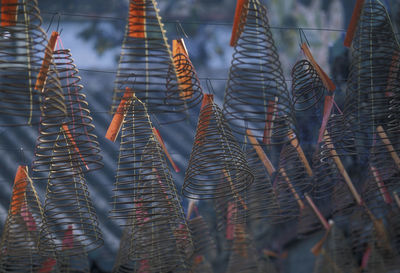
[35,31,59,92]
[288,130,313,177]
[311,220,333,256]
[305,194,330,230]
[246,128,275,176]
[323,131,363,205]
[280,168,305,210]
[263,97,278,145]
[393,192,400,209]
[186,199,196,220]
[222,169,248,210]
[344,0,365,47]
[370,166,392,204]
[230,0,249,47]
[152,127,180,173]
[105,88,134,142]
[376,125,400,171]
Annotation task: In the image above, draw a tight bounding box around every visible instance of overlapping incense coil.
[39,146,103,256]
[109,97,193,272]
[0,0,50,126]
[343,0,400,155]
[52,49,103,172]
[111,0,197,123]
[0,167,56,272]
[223,0,295,146]
[273,143,312,222]
[183,101,254,199]
[244,146,281,223]
[226,224,262,273]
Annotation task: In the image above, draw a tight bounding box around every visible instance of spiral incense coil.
[244,146,281,223]
[0,166,57,272]
[213,190,248,232]
[112,223,135,273]
[111,0,195,123]
[183,101,254,199]
[188,216,217,260]
[0,0,51,126]
[223,0,295,146]
[57,251,90,273]
[39,146,103,256]
[273,143,312,223]
[109,97,193,272]
[226,224,262,273]
[297,204,323,238]
[343,0,400,155]
[52,49,103,172]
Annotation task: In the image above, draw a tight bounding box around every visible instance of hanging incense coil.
[109,96,193,272]
[112,223,135,273]
[52,48,103,172]
[183,100,254,199]
[297,204,323,238]
[214,191,247,233]
[343,0,400,155]
[223,0,295,146]
[244,146,281,223]
[0,0,51,126]
[111,0,197,123]
[226,224,262,273]
[188,216,217,260]
[0,166,57,272]
[39,145,103,256]
[273,143,312,222]
[57,250,90,273]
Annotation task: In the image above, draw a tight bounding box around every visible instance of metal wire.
[52,48,103,172]
[111,0,199,124]
[182,101,254,200]
[109,96,193,272]
[223,0,296,146]
[0,0,50,126]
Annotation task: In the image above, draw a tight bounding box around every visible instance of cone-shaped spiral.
[109,96,193,272]
[52,48,103,172]
[183,96,254,199]
[0,0,51,126]
[223,0,295,146]
[343,0,400,156]
[0,166,57,272]
[111,0,196,123]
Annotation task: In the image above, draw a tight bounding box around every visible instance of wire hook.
[175,20,188,39]
[46,12,62,34]
[205,78,215,96]
[298,28,310,48]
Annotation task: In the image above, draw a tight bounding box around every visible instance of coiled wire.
[111,0,198,123]
[109,96,193,272]
[183,101,254,200]
[223,0,295,146]
[52,49,103,172]
[0,0,49,126]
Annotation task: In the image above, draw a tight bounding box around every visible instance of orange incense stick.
[195,94,214,145]
[324,131,363,205]
[173,39,194,99]
[35,31,59,92]
[370,166,392,204]
[305,193,330,230]
[1,0,18,27]
[186,199,196,220]
[230,0,249,47]
[128,0,146,38]
[62,124,89,171]
[376,125,400,171]
[263,97,278,145]
[301,43,335,91]
[152,127,180,173]
[288,130,313,177]
[280,168,305,210]
[222,169,248,210]
[344,0,365,47]
[318,95,334,143]
[246,128,275,176]
[105,88,134,142]
[11,165,28,215]
[311,220,333,255]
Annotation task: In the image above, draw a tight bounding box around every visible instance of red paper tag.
[11,166,28,215]
[226,202,236,240]
[230,0,249,46]
[152,128,180,172]
[128,0,146,38]
[35,32,59,92]
[344,0,365,47]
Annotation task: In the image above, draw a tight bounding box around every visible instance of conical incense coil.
[343,0,400,155]
[0,166,57,272]
[112,223,135,273]
[109,97,193,272]
[226,224,262,273]
[188,216,217,260]
[31,67,67,182]
[183,99,253,199]
[223,0,295,146]
[111,0,193,122]
[0,0,52,126]
[39,140,103,256]
[273,143,312,222]
[244,146,281,223]
[52,48,103,172]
